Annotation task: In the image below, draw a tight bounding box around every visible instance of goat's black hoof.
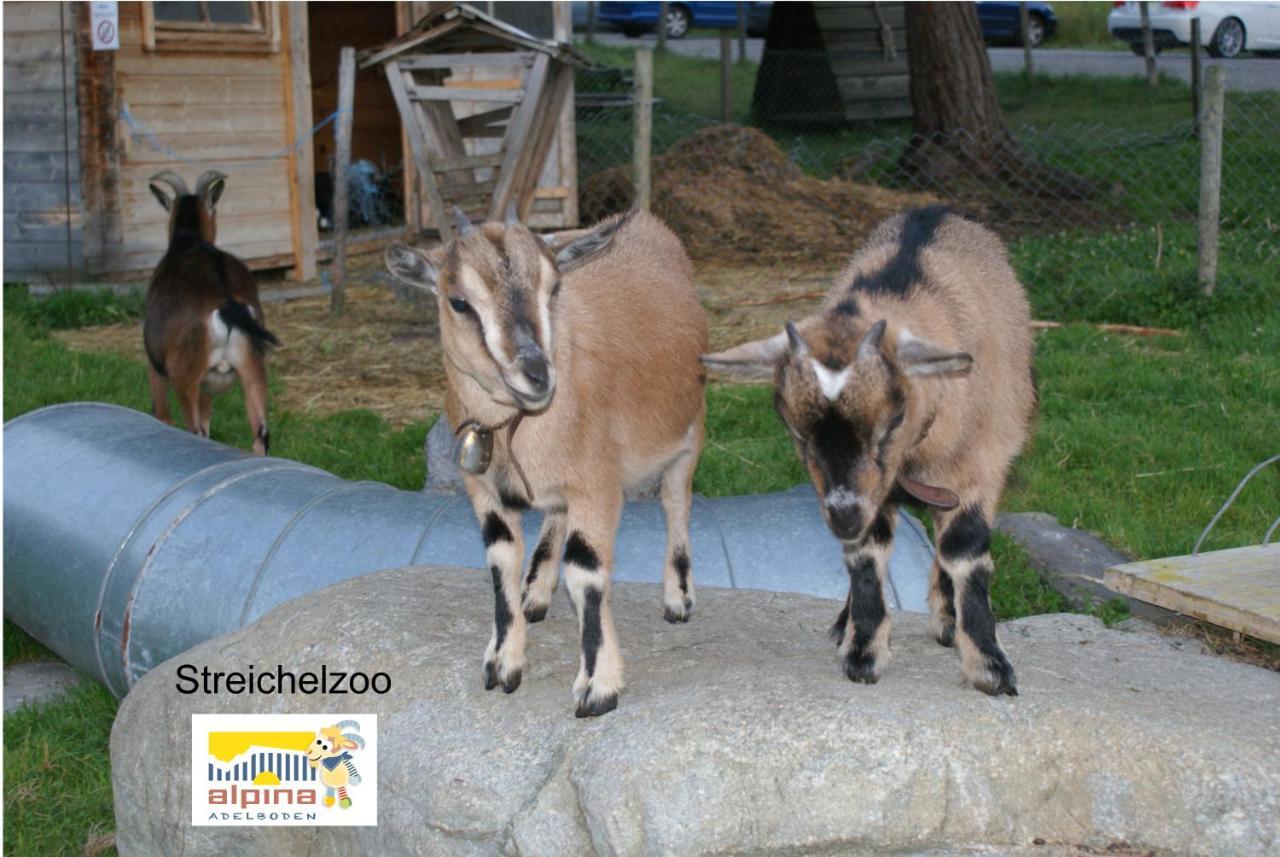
[483,661,499,691]
[971,655,1018,697]
[523,602,548,623]
[842,650,882,684]
[662,598,693,624]
[574,690,618,718]
[933,626,956,648]
[500,669,522,694]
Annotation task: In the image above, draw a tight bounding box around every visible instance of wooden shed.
[752,1,910,128]
[2,1,578,286]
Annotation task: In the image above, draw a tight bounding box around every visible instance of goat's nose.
[519,354,550,395]
[826,501,864,540]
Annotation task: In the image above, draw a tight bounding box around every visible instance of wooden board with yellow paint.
[1104,544,1280,643]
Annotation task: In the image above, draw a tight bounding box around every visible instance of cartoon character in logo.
[306,720,364,808]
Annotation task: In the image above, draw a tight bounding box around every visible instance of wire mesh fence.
[573,46,1280,275]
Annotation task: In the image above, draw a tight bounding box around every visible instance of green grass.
[4,683,120,857]
[1050,1,1116,49]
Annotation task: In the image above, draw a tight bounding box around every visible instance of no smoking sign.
[90,2,119,51]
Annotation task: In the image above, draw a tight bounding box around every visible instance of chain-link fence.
[573,46,1280,274]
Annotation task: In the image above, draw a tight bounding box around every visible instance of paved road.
[592,34,1278,91]
[987,47,1279,92]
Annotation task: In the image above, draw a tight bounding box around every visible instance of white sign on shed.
[90,2,119,51]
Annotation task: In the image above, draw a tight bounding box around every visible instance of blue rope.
[119,103,349,171]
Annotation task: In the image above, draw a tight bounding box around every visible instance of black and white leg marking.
[562,523,623,718]
[478,506,526,694]
[522,512,565,623]
[937,505,1017,696]
[833,507,896,683]
[659,437,699,623]
[928,559,957,648]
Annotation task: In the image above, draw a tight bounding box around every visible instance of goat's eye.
[887,411,905,432]
[448,296,470,314]
[550,279,562,298]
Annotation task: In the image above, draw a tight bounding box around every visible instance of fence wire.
[573,48,1280,272]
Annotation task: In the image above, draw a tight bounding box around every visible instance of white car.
[1108,1,1280,58]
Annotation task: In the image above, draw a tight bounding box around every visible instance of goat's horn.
[452,205,475,236]
[857,319,888,361]
[194,170,227,198]
[342,733,366,750]
[334,719,361,732]
[148,170,189,196]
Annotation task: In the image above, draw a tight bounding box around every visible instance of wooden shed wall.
[3,2,84,282]
[88,1,296,275]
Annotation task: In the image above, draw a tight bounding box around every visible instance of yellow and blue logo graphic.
[191,714,377,826]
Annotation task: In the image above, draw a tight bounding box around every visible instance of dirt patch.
[55,254,448,427]
[54,256,837,427]
[582,125,940,264]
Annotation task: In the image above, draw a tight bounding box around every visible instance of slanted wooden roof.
[358,3,589,70]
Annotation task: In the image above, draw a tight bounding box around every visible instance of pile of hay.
[581,126,938,264]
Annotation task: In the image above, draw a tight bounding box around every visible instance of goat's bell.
[456,427,493,475]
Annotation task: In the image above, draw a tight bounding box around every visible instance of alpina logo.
[191,714,377,826]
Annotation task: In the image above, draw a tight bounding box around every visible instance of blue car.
[977,2,1057,48]
[596,1,749,39]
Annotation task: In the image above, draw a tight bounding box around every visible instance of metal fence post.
[1019,2,1034,80]
[1197,65,1225,297]
[633,48,654,212]
[586,1,596,45]
[737,2,747,62]
[657,1,668,51]
[331,46,355,317]
[1190,18,1202,135]
[720,29,733,122]
[1139,2,1158,87]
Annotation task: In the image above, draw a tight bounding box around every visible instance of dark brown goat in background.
[145,171,278,455]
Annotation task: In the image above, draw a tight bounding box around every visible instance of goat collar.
[454,412,534,501]
[895,474,960,510]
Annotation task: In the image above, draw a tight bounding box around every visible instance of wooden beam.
[358,16,464,68]
[1105,544,1280,644]
[408,85,524,103]
[439,180,498,202]
[512,62,572,221]
[457,105,513,137]
[398,52,535,69]
[430,152,506,172]
[488,52,550,220]
[284,4,318,281]
[384,58,453,241]
[330,46,356,316]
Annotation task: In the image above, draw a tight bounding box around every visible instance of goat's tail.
[218,299,280,351]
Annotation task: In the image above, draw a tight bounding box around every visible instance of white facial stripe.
[897,326,918,347]
[812,359,852,401]
[825,486,860,510]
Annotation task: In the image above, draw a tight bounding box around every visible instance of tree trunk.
[901,2,1096,200]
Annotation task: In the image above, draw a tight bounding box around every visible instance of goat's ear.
[555,214,626,273]
[384,242,440,295]
[700,330,789,381]
[149,183,174,212]
[895,328,973,377]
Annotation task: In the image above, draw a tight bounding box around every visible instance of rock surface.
[112,567,1280,857]
[3,660,83,712]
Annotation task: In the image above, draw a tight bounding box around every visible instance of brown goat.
[385,207,708,717]
[703,207,1035,696]
[144,170,277,455]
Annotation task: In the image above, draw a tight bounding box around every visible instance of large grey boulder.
[112,567,1280,857]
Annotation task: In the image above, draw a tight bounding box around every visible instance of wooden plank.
[385,58,453,241]
[829,55,909,78]
[511,63,571,221]
[397,52,535,70]
[358,16,464,69]
[4,152,81,184]
[429,152,506,172]
[814,3,905,31]
[1104,544,1280,644]
[457,105,513,136]
[552,0,578,228]
[3,1,64,31]
[113,104,288,136]
[116,76,287,106]
[408,84,524,103]
[488,51,550,220]
[439,180,498,202]
[444,76,522,90]
[284,3,318,281]
[835,74,911,100]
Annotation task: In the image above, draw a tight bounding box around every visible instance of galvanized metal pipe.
[4,403,933,696]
